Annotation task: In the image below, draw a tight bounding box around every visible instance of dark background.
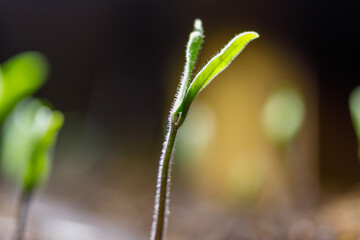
[0,0,359,192]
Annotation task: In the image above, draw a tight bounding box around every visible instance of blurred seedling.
[150,18,258,240]
[0,52,48,122]
[349,86,360,158]
[1,98,64,240]
[0,51,61,240]
[261,87,307,208]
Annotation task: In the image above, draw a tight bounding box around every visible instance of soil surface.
[1,161,360,240]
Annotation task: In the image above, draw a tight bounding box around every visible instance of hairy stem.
[12,188,33,240]
[151,122,179,240]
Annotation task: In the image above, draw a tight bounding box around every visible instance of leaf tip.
[241,31,260,41]
[193,18,204,34]
[17,51,49,75]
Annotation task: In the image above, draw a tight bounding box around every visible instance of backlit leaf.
[180,32,259,117]
[0,52,48,122]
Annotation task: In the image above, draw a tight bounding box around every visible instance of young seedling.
[151,19,258,240]
[0,52,48,122]
[349,86,360,158]
[1,98,64,240]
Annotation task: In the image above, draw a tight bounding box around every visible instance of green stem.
[12,188,32,240]
[151,122,179,240]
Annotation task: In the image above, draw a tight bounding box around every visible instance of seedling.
[0,52,48,122]
[150,19,258,240]
[0,51,61,240]
[1,98,64,240]
[0,51,50,239]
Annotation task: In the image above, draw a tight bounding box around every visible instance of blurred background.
[0,0,360,239]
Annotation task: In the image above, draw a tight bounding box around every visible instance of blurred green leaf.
[0,52,49,122]
[349,86,360,141]
[1,98,64,191]
[262,87,305,145]
[179,32,259,117]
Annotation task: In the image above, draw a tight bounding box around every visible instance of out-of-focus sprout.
[350,87,360,140]
[1,98,64,240]
[349,86,360,158]
[262,87,305,146]
[151,18,259,240]
[0,52,48,122]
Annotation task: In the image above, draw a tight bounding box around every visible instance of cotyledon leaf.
[173,19,204,115]
[0,52,49,122]
[180,31,259,117]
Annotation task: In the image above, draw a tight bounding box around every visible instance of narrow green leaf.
[173,19,204,115]
[181,32,259,116]
[1,98,64,191]
[350,86,360,141]
[0,52,49,122]
[184,19,204,90]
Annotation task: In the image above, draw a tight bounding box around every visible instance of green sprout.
[151,19,258,240]
[0,52,48,122]
[262,87,305,146]
[1,98,64,240]
[349,86,360,157]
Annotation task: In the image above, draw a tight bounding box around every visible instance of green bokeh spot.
[262,87,305,145]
